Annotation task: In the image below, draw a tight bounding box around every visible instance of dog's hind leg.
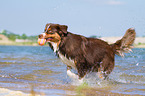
[97,54,115,80]
[97,68,105,80]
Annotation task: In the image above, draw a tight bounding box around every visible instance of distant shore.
[0,37,145,48]
[0,41,38,46]
[100,37,145,48]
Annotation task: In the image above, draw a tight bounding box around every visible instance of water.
[0,45,145,95]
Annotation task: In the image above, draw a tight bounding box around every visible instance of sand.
[0,88,30,96]
[100,37,145,48]
[0,88,41,96]
[0,84,140,96]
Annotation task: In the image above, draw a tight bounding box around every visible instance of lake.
[0,45,145,95]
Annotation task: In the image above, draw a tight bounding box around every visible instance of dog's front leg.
[67,70,84,84]
[67,66,84,83]
[67,66,79,79]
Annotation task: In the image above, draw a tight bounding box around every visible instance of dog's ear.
[59,25,68,34]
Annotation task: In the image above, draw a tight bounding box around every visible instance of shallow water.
[0,45,145,95]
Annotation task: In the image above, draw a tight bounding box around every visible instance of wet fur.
[39,23,136,80]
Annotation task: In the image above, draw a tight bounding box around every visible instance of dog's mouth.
[38,32,61,46]
[38,37,54,46]
[46,37,54,41]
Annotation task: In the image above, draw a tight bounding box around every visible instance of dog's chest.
[50,42,77,69]
[58,52,76,69]
[50,42,58,52]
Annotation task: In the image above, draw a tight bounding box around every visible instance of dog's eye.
[46,30,54,34]
[44,28,46,32]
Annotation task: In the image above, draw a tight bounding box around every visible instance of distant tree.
[90,35,97,38]
[16,35,21,39]
[8,35,16,41]
[1,29,38,42]
[0,30,16,41]
[27,35,38,41]
[21,33,27,40]
[1,30,7,36]
[89,35,101,38]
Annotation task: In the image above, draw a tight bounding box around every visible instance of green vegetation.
[1,30,16,41]
[0,30,38,42]
[0,29,38,46]
[89,35,101,38]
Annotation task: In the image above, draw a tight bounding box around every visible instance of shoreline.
[100,37,145,48]
[0,37,145,48]
[0,84,138,96]
[0,87,41,96]
[0,88,34,96]
[0,43,144,48]
[0,43,144,49]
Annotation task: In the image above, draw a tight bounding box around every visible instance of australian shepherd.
[38,23,136,80]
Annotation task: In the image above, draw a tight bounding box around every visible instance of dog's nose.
[38,33,46,39]
[38,34,43,38]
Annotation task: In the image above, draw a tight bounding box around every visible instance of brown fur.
[38,23,136,79]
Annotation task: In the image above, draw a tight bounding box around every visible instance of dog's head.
[38,23,68,43]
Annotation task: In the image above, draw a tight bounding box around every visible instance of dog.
[38,23,136,80]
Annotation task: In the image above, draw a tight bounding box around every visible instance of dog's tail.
[111,28,136,57]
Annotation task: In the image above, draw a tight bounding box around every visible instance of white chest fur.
[50,42,59,52]
[58,52,77,69]
[49,42,77,69]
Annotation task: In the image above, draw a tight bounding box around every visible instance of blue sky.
[0,0,145,37]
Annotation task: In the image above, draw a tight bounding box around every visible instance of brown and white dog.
[38,23,136,80]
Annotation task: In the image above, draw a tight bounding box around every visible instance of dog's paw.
[67,70,79,79]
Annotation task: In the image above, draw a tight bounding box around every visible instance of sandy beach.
[100,37,145,48]
[0,88,32,96]
[0,87,43,96]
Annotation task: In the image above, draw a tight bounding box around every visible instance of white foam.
[70,72,111,87]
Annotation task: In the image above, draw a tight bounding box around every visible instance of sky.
[0,0,145,37]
